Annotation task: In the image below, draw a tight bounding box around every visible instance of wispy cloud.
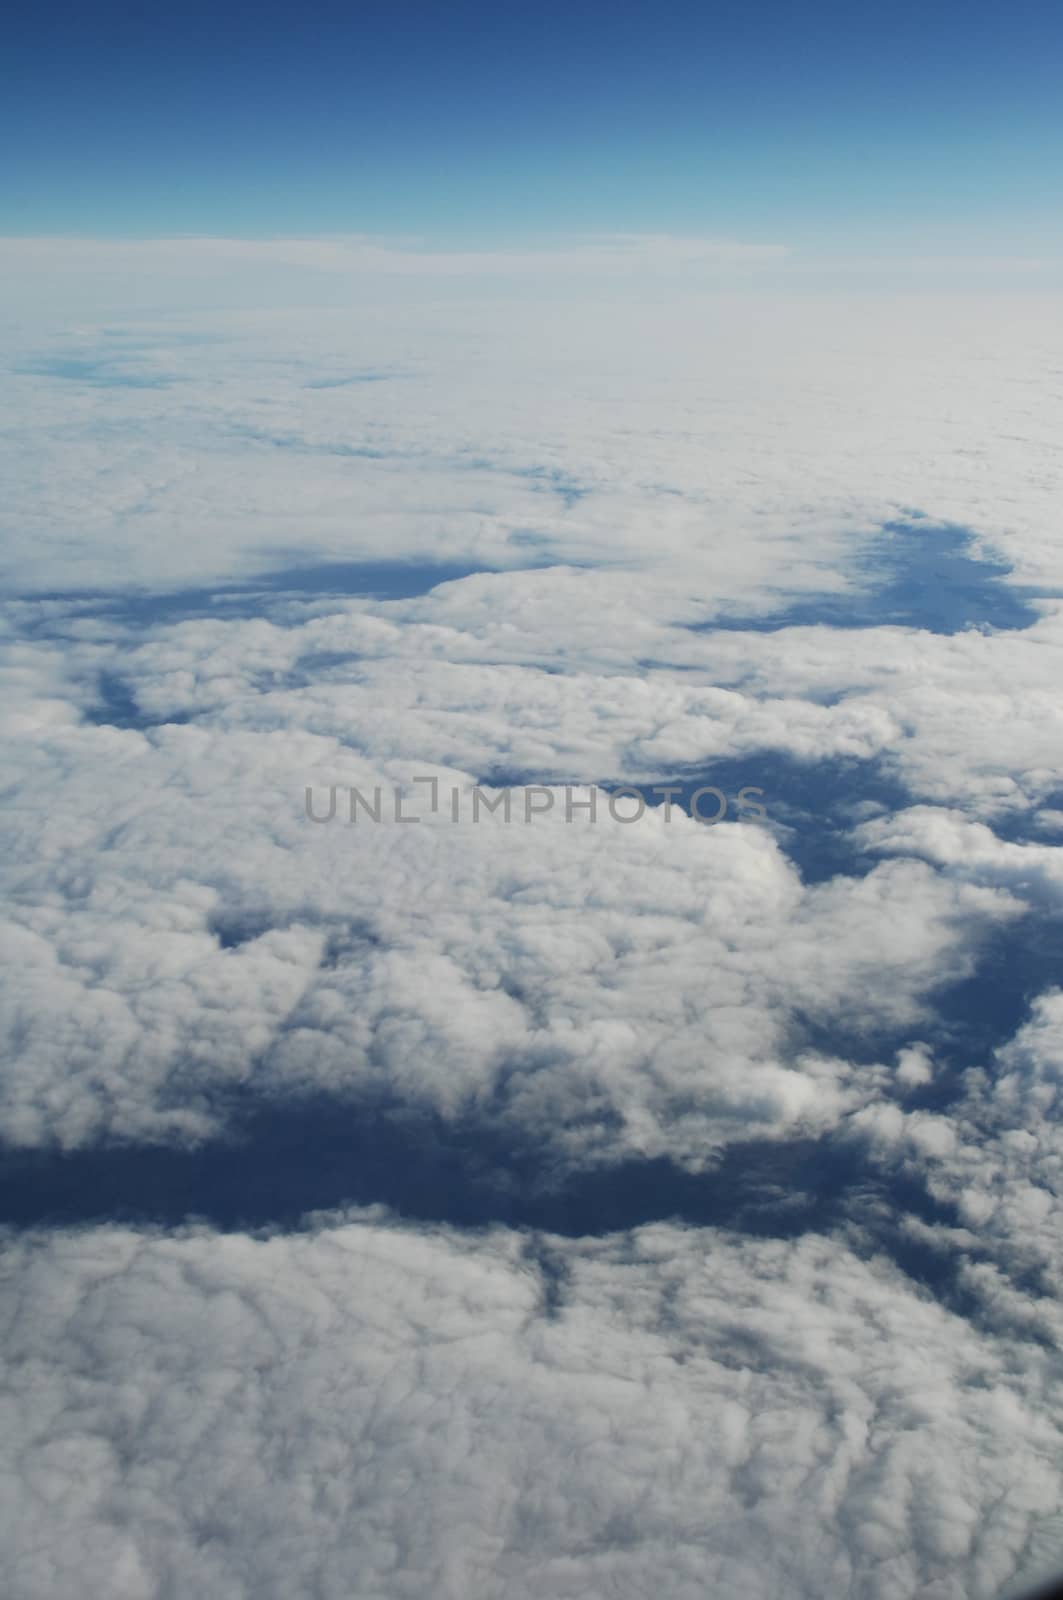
[0,231,790,280]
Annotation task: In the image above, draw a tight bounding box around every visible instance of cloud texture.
[2,273,1063,1597]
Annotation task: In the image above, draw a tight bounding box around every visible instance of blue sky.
[4,0,1062,250]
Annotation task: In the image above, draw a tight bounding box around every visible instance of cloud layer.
[4,1213,1063,1600]
[3,281,1063,1597]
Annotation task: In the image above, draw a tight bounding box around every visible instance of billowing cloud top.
[2,272,1063,1599]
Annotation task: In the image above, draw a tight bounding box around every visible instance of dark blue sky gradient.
[4,0,1062,241]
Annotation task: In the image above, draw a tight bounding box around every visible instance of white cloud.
[3,281,1063,1599]
[3,1214,1063,1600]
[3,290,1062,594]
[0,694,1022,1154]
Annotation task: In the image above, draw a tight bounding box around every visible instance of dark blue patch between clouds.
[0,1102,1001,1322]
[697,520,1050,636]
[24,518,1046,637]
[479,748,921,889]
[34,559,499,635]
[70,560,505,725]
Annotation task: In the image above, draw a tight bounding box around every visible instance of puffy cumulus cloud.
[6,252,1063,1600]
[5,518,1059,1168]
[12,547,1062,839]
[855,806,1063,899]
[832,987,1063,1348]
[939,994,1063,1291]
[0,688,1020,1155]
[2,1213,1063,1600]
[44,597,900,773]
[3,269,1063,1600]
[9,564,1063,838]
[686,603,1063,822]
